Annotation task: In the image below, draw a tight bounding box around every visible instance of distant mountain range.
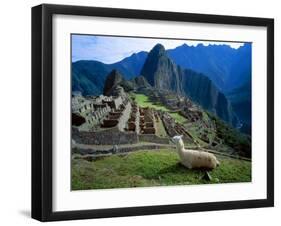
[167,43,252,92]
[72,51,147,95]
[72,43,251,94]
[72,42,251,133]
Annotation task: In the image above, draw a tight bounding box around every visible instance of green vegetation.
[133,93,169,111]
[169,112,187,124]
[207,112,251,158]
[72,149,251,190]
[155,118,167,137]
[133,93,186,124]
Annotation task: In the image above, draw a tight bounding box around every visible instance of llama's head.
[171,135,183,144]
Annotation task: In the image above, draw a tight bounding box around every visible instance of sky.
[72,34,245,64]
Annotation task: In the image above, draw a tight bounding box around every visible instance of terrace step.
[72,142,251,162]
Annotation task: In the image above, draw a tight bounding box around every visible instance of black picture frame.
[32,3,274,222]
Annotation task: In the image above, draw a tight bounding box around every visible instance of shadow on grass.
[158,162,214,174]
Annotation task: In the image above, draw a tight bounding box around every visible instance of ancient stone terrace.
[180,107,203,123]
[147,89,199,114]
[72,91,203,146]
[127,102,140,133]
[72,92,129,131]
[161,112,193,142]
[101,96,122,110]
[139,107,156,134]
[101,97,131,131]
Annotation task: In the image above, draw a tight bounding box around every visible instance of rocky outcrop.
[134,76,151,89]
[103,69,124,96]
[141,44,183,94]
[104,69,151,95]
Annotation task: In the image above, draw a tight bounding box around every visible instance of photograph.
[71,34,252,190]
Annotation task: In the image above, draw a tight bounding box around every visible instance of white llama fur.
[172,135,220,169]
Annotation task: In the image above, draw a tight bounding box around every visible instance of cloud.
[72,34,245,64]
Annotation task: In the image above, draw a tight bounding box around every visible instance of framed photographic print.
[32,4,274,221]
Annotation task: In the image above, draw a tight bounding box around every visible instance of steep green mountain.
[227,80,251,134]
[181,69,234,124]
[72,60,110,96]
[141,44,184,93]
[141,44,236,126]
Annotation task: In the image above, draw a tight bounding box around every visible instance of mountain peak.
[150,43,166,56]
[140,43,170,86]
[141,42,184,92]
[103,69,124,95]
[181,43,189,48]
[107,69,123,80]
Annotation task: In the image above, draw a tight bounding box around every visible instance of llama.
[172,135,220,169]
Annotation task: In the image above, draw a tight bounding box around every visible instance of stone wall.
[138,134,170,144]
[117,102,131,131]
[73,144,176,157]
[72,127,138,145]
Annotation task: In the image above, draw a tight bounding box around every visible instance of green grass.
[134,94,169,111]
[133,93,186,124]
[169,112,187,124]
[72,149,251,190]
[155,118,167,137]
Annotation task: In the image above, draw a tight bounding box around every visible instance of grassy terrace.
[133,93,169,111]
[133,93,186,124]
[72,149,251,190]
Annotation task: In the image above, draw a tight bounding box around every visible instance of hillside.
[227,80,252,134]
[72,149,251,190]
[71,73,251,190]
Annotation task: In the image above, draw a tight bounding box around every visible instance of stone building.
[102,96,122,110]
[139,107,156,134]
[72,92,132,132]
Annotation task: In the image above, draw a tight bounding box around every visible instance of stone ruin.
[139,107,156,134]
[72,93,129,131]
[101,110,122,128]
[161,112,193,142]
[127,102,139,132]
[72,90,200,146]
[101,98,129,129]
[180,107,203,123]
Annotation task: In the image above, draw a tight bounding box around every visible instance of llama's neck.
[176,140,185,153]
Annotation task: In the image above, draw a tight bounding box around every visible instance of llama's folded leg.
[181,161,192,169]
